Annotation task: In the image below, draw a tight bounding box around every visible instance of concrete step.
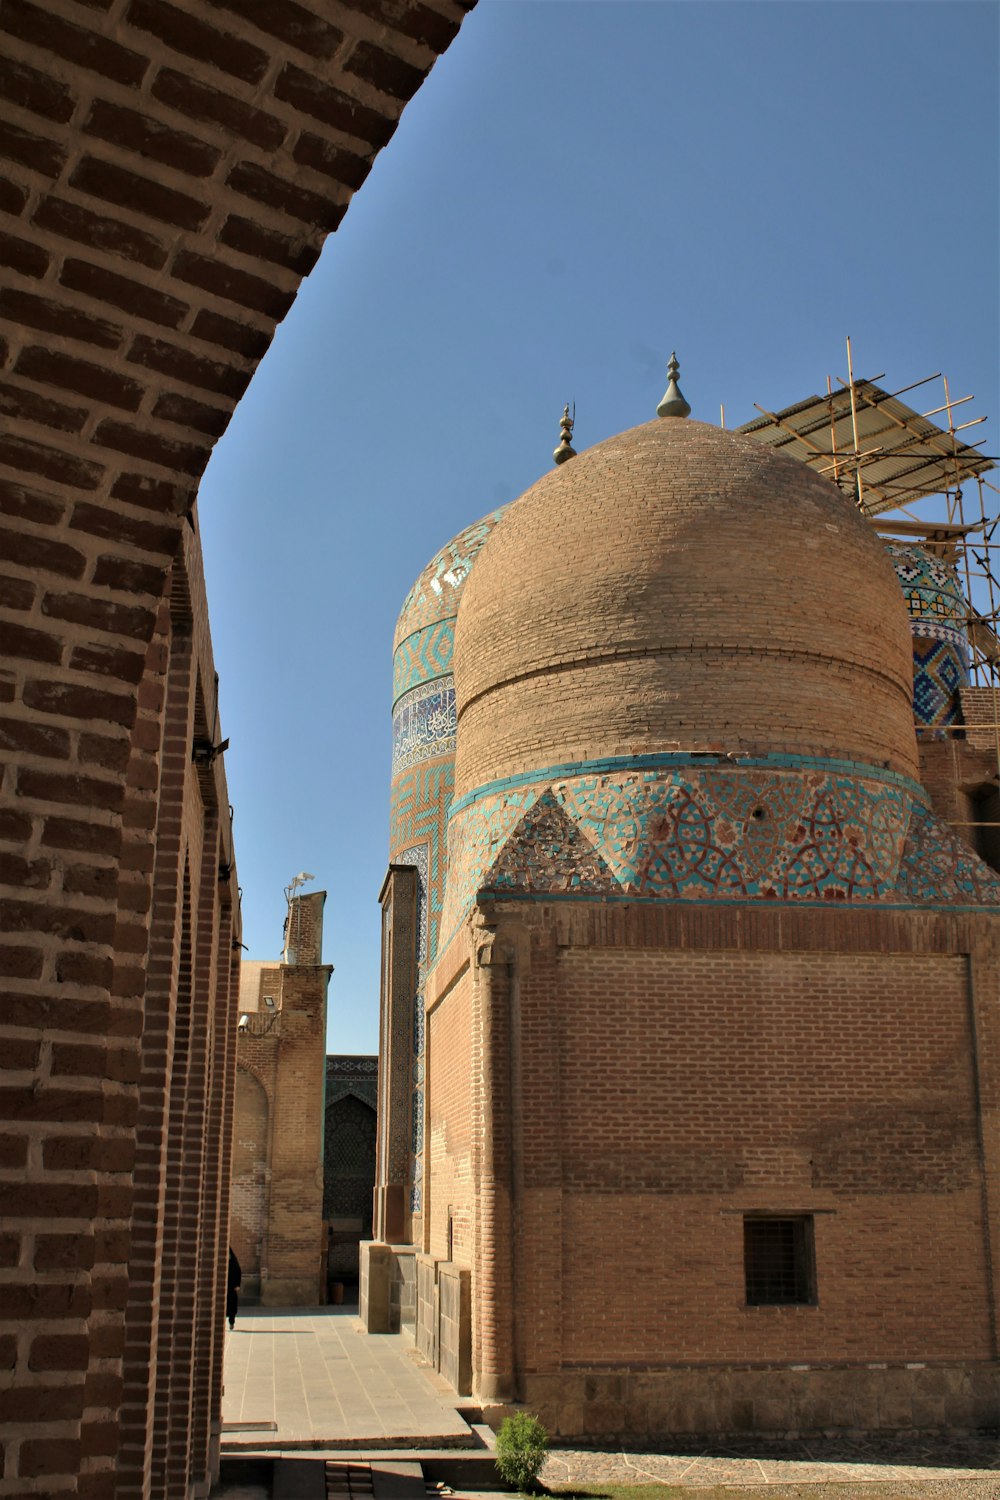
[222,1432,474,1454]
[215,1451,509,1497]
[370,1462,425,1500]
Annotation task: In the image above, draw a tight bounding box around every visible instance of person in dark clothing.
[226,1247,241,1331]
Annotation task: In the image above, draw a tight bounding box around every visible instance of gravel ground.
[537,1437,1000,1496]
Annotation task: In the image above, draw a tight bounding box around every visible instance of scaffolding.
[738,340,998,681]
[737,339,1000,825]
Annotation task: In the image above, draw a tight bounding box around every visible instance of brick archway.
[0,4,474,1494]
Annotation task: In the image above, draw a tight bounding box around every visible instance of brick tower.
[365,400,1000,1442]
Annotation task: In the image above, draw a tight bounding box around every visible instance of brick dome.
[453,418,918,798]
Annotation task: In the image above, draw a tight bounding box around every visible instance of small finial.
[553,402,577,465]
[656,352,691,419]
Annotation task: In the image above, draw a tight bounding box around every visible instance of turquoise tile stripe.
[393,618,455,703]
[434,759,1000,955]
[449,750,930,820]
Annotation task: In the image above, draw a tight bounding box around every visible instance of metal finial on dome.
[656,352,691,419]
[553,402,577,465]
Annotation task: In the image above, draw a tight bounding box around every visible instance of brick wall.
[549,946,984,1365]
[230,1065,271,1294]
[232,893,331,1305]
[115,520,237,1500]
[427,970,473,1264]
[264,950,330,1303]
[0,2,474,1492]
[418,899,1000,1437]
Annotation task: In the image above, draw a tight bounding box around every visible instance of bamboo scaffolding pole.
[835,371,987,470]
[923,394,975,420]
[826,375,842,486]
[980,473,1000,689]
[883,373,942,400]
[845,337,864,510]
[752,402,840,463]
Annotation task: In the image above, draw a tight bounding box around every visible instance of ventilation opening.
[744,1215,816,1306]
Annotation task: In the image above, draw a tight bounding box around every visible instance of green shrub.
[495,1411,549,1492]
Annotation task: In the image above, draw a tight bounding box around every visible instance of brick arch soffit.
[236,1057,272,1104]
[0,0,477,808]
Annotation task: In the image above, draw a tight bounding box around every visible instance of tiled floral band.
[439,754,1000,947]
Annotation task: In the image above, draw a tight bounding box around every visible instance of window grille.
[744,1215,815,1305]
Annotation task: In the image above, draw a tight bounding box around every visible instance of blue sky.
[197,0,999,1054]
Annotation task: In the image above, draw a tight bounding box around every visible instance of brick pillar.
[511,920,562,1382]
[117,580,193,1500]
[259,892,331,1305]
[115,536,237,1500]
[470,911,515,1401]
[0,6,474,1488]
[969,922,1000,1361]
[209,942,241,1476]
[191,881,235,1495]
[373,866,418,1244]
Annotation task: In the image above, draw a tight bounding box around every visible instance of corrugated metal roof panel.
[738,380,994,515]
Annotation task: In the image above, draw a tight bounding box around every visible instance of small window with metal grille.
[743,1215,816,1306]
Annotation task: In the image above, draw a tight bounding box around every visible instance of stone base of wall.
[395,1248,417,1331]
[514,1363,1000,1441]
[360,1244,471,1393]
[358,1242,416,1333]
[359,1241,390,1331]
[414,1254,471,1395]
[438,1262,472,1396]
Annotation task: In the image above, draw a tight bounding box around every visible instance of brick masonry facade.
[0,3,474,1494]
[367,419,1000,1439]
[232,891,332,1306]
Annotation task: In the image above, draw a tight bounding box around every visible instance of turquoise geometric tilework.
[394,506,510,648]
[393,618,455,703]
[886,543,966,624]
[898,800,1000,904]
[395,840,428,1216]
[390,761,454,966]
[397,842,428,964]
[438,784,538,942]
[886,541,971,729]
[390,506,510,1006]
[912,634,969,729]
[438,755,1000,948]
[392,679,456,776]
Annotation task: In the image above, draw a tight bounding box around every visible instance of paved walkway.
[222,1306,471,1449]
[220,1308,1000,1492]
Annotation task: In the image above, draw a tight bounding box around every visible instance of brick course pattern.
[369,415,1000,1441]
[232,892,332,1306]
[454,420,919,792]
[0,3,474,1494]
[421,899,1000,1437]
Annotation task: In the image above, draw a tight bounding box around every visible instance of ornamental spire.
[553,402,577,466]
[656,352,691,419]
